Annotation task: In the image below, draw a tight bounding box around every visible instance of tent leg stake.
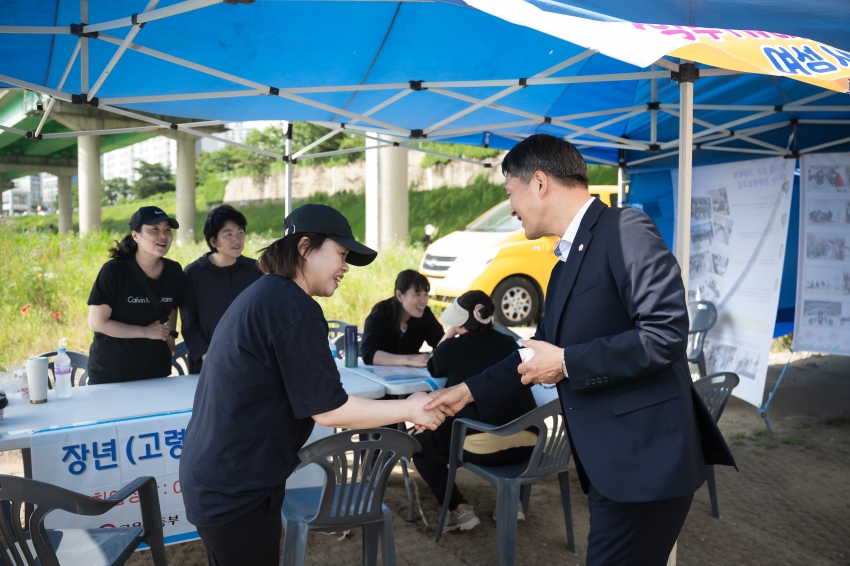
[757,348,793,431]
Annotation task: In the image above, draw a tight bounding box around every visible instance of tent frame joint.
[409,80,426,91]
[647,143,661,152]
[70,23,98,38]
[25,131,43,141]
[646,101,660,111]
[518,77,528,87]
[409,129,426,139]
[269,86,279,96]
[673,63,699,84]
[71,93,99,107]
[129,13,147,28]
[785,150,800,159]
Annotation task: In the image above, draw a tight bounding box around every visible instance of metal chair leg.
[519,484,531,517]
[280,522,308,566]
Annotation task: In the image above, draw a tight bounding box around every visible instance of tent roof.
[1,0,849,170]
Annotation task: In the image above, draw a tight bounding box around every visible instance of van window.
[466,200,522,232]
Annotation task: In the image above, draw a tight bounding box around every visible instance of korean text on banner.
[672,157,794,407]
[30,412,197,546]
[793,153,850,356]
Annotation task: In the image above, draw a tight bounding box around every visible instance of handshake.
[408,339,566,430]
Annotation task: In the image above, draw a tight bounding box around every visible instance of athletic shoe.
[442,506,481,533]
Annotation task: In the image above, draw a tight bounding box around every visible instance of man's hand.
[406,353,431,367]
[413,384,471,431]
[406,392,449,430]
[518,339,566,386]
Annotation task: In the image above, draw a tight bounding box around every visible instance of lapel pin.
[578,244,584,252]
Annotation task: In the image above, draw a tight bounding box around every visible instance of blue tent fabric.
[3,0,849,338]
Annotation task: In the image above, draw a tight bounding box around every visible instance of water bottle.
[344,325,359,368]
[54,347,72,398]
[328,336,338,360]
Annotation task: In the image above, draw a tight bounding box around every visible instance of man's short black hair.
[501,134,589,188]
[204,204,248,252]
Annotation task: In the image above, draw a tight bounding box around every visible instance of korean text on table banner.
[672,157,795,407]
[793,153,850,356]
[30,412,196,546]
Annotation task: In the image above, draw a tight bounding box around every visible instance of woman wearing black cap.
[180,205,263,374]
[86,206,184,385]
[180,204,449,566]
[413,290,537,533]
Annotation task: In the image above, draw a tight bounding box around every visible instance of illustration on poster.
[709,188,730,215]
[807,165,850,191]
[713,215,733,245]
[806,233,846,261]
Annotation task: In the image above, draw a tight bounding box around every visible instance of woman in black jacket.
[360,270,446,366]
[180,205,263,374]
[414,290,538,533]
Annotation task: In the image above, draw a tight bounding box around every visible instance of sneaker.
[492,507,526,522]
[442,506,481,533]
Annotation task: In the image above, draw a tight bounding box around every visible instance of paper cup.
[25,357,49,404]
[518,347,536,364]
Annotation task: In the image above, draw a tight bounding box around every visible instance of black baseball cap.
[284,204,377,266]
[130,206,179,230]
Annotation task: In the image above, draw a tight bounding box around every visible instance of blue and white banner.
[794,152,850,356]
[673,157,795,407]
[30,412,196,546]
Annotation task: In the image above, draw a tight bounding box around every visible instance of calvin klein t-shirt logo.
[128,296,173,303]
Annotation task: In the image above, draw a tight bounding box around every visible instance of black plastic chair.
[37,351,89,387]
[687,301,718,377]
[170,341,189,376]
[693,371,740,519]
[433,400,576,565]
[0,474,167,566]
[281,428,421,566]
[492,323,522,343]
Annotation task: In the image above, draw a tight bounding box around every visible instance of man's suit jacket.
[466,198,736,503]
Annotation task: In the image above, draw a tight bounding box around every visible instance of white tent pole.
[798,135,850,154]
[34,39,81,137]
[798,119,850,124]
[701,146,785,156]
[284,123,293,217]
[627,150,680,167]
[565,109,645,141]
[0,26,71,34]
[553,105,645,121]
[41,126,166,138]
[650,64,658,146]
[662,108,789,152]
[99,90,266,104]
[424,49,595,134]
[80,0,88,95]
[0,124,28,136]
[296,143,393,161]
[675,62,695,289]
[83,0,222,34]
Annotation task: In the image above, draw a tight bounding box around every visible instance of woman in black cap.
[180,204,448,566]
[86,206,184,385]
[414,290,537,533]
[180,205,263,374]
[360,270,446,367]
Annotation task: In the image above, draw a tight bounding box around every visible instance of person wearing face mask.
[360,270,446,367]
[180,205,263,374]
[413,290,537,533]
[86,206,184,385]
[179,204,450,566]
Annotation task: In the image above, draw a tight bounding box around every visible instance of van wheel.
[493,277,539,327]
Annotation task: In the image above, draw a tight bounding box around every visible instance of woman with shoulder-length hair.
[180,204,263,374]
[86,206,184,385]
[179,204,448,566]
[414,290,537,533]
[360,269,446,367]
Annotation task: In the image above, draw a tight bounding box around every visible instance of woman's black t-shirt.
[179,275,348,528]
[87,258,184,384]
[360,298,444,365]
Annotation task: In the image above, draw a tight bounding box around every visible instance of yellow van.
[419,186,619,326]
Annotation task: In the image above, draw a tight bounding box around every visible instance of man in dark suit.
[424,134,736,565]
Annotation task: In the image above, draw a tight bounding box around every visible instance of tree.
[132,161,175,199]
[102,177,131,205]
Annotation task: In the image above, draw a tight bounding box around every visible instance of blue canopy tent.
[2,0,848,337]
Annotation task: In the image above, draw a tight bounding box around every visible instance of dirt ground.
[3,350,848,565]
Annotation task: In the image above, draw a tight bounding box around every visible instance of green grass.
[0,177,514,371]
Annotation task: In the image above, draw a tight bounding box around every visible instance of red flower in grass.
[54,312,61,320]
[21,307,28,314]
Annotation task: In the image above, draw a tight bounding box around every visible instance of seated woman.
[360,270,445,367]
[413,290,537,533]
[181,205,263,374]
[87,206,184,385]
